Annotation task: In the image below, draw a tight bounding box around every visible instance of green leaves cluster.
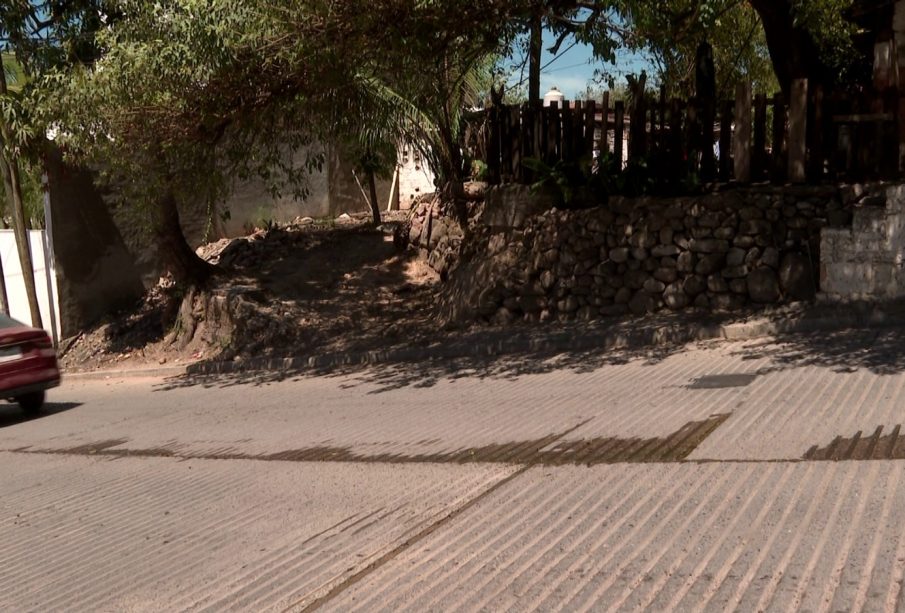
[16,0,871,217]
[617,0,779,97]
[32,0,539,217]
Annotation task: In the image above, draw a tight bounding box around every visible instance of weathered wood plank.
[719,100,733,181]
[770,93,786,182]
[733,82,752,183]
[614,100,625,170]
[788,78,808,183]
[752,93,767,180]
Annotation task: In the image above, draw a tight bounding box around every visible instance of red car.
[0,314,60,412]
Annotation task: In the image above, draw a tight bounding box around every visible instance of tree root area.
[61,217,440,372]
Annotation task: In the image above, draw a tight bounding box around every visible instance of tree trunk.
[436,121,469,227]
[529,12,543,102]
[156,191,217,286]
[0,156,37,324]
[749,0,835,97]
[0,55,42,328]
[0,228,9,315]
[367,170,382,225]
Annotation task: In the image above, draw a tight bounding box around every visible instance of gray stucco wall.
[45,149,145,338]
[46,142,396,335]
[219,144,392,237]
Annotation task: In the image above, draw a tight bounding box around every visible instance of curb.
[63,304,905,382]
[65,364,189,381]
[183,308,905,378]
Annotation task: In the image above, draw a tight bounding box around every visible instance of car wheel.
[16,391,45,413]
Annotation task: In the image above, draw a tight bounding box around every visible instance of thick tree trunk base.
[157,192,220,287]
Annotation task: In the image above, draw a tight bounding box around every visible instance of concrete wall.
[220,145,332,237]
[0,230,61,342]
[219,143,394,237]
[328,145,393,218]
[821,184,905,300]
[397,145,436,210]
[45,142,397,337]
[45,151,145,339]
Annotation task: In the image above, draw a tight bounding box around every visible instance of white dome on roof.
[543,87,565,107]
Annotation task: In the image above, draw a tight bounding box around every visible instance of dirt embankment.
[61,213,441,373]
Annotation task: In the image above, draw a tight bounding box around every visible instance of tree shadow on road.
[729,327,905,376]
[0,402,83,430]
[156,337,695,394]
[155,321,905,395]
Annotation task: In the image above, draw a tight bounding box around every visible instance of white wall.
[0,230,61,342]
[398,145,436,210]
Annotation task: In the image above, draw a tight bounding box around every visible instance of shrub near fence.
[483,79,903,190]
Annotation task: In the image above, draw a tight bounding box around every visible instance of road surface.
[1,328,905,611]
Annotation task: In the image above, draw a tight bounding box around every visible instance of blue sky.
[508,33,653,99]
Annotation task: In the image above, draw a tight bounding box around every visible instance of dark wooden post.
[570,100,582,160]
[614,100,625,170]
[686,98,700,178]
[788,78,808,183]
[696,41,717,181]
[584,99,597,160]
[733,82,752,183]
[546,100,560,164]
[670,98,682,170]
[628,74,649,161]
[562,101,574,163]
[898,96,905,174]
[600,93,610,160]
[659,87,667,134]
[499,104,512,180]
[771,93,787,182]
[753,94,768,180]
[649,101,659,157]
[807,84,825,181]
[486,106,500,184]
[508,106,521,181]
[539,101,550,166]
[519,102,540,183]
[719,100,733,181]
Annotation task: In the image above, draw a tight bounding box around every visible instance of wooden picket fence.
[482,79,904,187]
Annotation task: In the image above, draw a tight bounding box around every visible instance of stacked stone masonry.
[821,185,905,300]
[443,185,861,323]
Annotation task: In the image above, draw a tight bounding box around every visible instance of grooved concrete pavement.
[329,463,905,612]
[2,328,905,611]
[0,453,513,612]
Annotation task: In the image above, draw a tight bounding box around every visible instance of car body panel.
[0,322,60,400]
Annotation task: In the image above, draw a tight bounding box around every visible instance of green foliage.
[37,0,320,218]
[10,0,866,237]
[509,1,859,101]
[789,0,857,78]
[523,156,590,206]
[471,160,490,182]
[618,0,779,97]
[30,0,534,224]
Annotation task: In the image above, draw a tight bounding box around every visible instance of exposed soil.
[61,213,443,373]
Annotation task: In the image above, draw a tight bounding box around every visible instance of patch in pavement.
[26,414,731,466]
[805,425,905,461]
[688,373,759,389]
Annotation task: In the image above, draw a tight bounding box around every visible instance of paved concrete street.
[2,329,905,611]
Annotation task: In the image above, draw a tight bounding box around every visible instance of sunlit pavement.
[2,329,905,611]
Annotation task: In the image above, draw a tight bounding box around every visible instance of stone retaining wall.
[441,186,857,323]
[821,185,905,300]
